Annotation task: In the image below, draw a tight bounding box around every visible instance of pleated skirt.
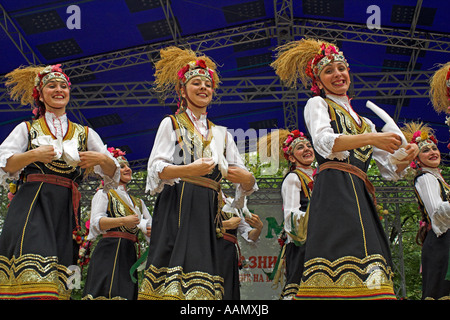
[421,230,450,300]
[280,242,306,300]
[138,181,224,300]
[294,168,396,300]
[0,181,77,300]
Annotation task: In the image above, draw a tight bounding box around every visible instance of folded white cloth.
[31,135,81,167]
[210,125,228,178]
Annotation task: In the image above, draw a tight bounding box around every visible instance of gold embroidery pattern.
[296,254,396,299]
[108,190,140,235]
[171,113,216,162]
[0,254,72,300]
[82,294,127,300]
[280,283,301,300]
[138,264,224,300]
[326,98,373,163]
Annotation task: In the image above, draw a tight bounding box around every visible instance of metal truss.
[0,15,445,81]
[0,4,41,65]
[0,70,433,112]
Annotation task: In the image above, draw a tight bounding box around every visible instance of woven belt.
[27,173,81,229]
[181,176,221,192]
[318,161,377,206]
[103,231,138,242]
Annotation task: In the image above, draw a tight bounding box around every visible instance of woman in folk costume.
[401,122,450,300]
[82,147,152,300]
[260,129,315,299]
[0,64,120,300]
[271,38,419,299]
[138,47,257,300]
[280,130,315,299]
[220,194,263,300]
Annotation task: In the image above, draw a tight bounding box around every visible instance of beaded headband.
[178,60,214,86]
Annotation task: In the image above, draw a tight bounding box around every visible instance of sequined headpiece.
[178,60,215,86]
[282,130,310,160]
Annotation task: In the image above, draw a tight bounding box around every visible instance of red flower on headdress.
[197,60,207,69]
[411,130,421,143]
[324,45,338,56]
[107,147,126,158]
[178,65,190,80]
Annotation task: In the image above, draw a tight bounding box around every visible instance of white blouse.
[146,110,258,208]
[415,167,450,237]
[281,167,314,243]
[87,184,152,242]
[303,94,405,181]
[0,111,120,190]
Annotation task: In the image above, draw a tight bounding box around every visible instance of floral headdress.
[153,46,220,114]
[257,128,311,168]
[5,64,71,119]
[401,122,438,168]
[271,38,348,95]
[282,130,310,161]
[107,147,128,166]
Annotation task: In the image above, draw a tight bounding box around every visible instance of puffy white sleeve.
[303,96,349,161]
[146,117,179,195]
[281,172,305,241]
[225,130,258,209]
[87,189,109,240]
[415,173,450,237]
[86,128,120,191]
[0,122,30,188]
[137,199,152,243]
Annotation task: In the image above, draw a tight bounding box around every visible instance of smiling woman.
[138,46,257,300]
[271,38,420,300]
[0,64,120,300]
[401,121,450,300]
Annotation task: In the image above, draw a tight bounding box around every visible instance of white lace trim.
[0,152,23,190]
[146,161,179,195]
[232,182,258,209]
[94,160,120,193]
[317,133,349,160]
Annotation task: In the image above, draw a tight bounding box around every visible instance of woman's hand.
[222,216,242,230]
[32,145,57,163]
[78,151,108,168]
[226,166,255,191]
[187,158,216,176]
[245,213,263,231]
[400,143,419,163]
[121,214,140,229]
[371,132,402,154]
